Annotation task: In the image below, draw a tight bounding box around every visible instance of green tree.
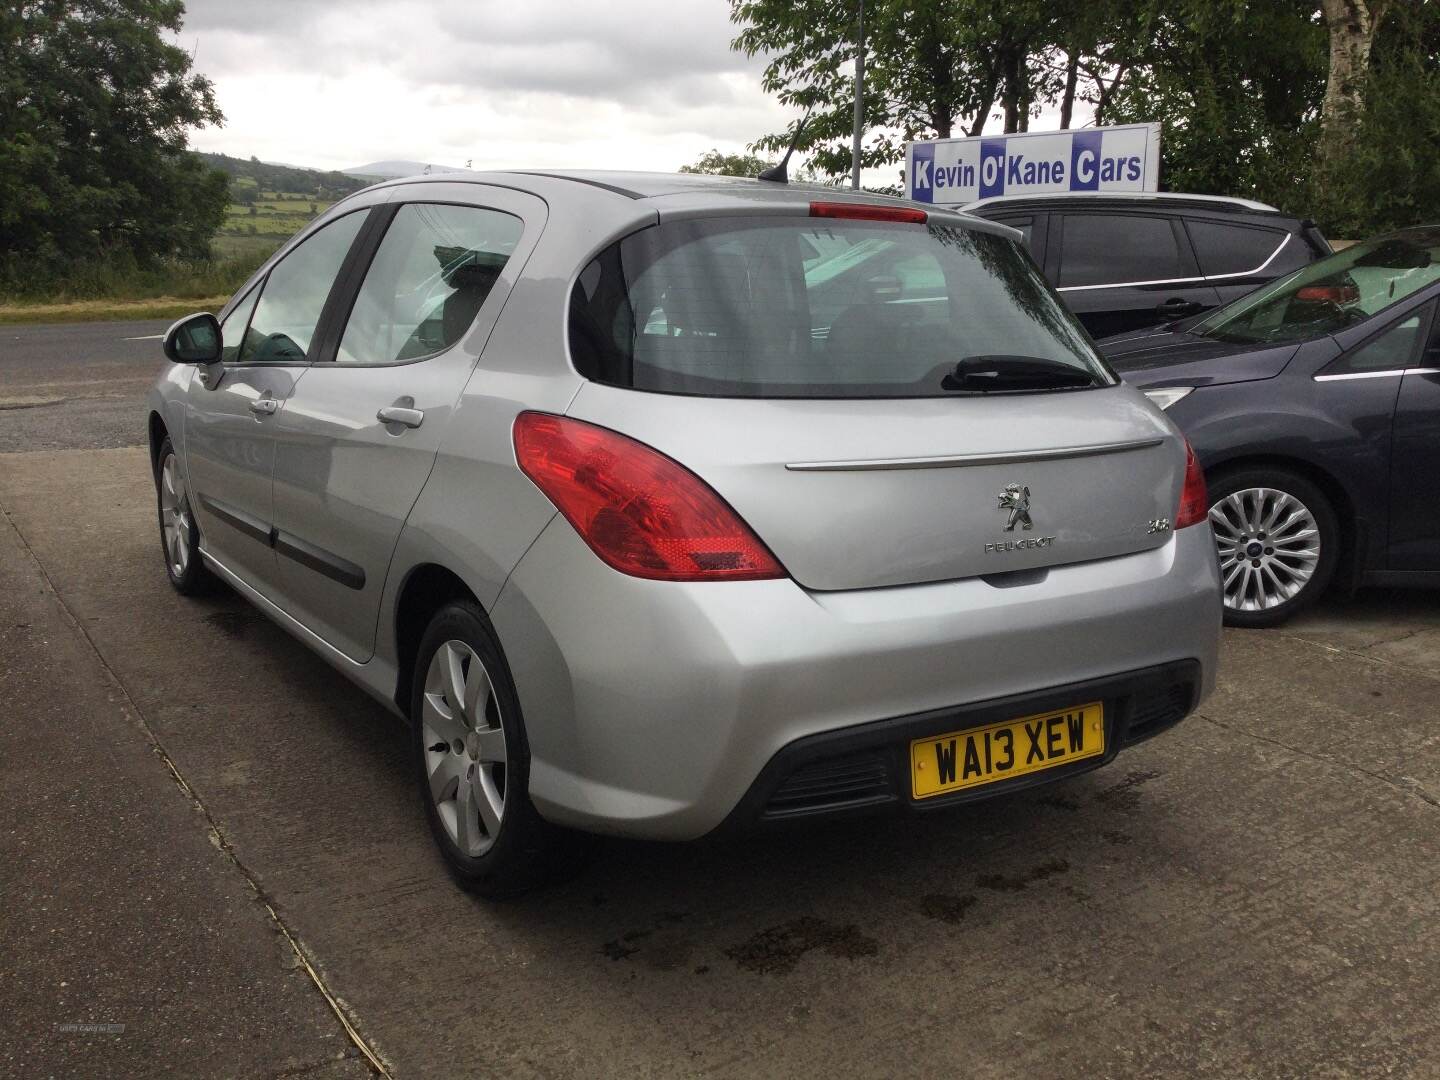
[679,148,776,177]
[0,0,227,272]
[1105,1,1327,211]
[1310,0,1440,234]
[730,0,1149,180]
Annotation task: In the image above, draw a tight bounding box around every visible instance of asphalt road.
[2,322,1439,1078]
[0,319,171,452]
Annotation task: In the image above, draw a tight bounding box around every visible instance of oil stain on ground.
[919,893,977,924]
[1095,769,1162,810]
[725,916,879,976]
[204,608,264,641]
[976,858,1070,892]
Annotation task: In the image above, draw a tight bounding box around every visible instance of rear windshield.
[568,216,1112,398]
[1191,227,1440,346]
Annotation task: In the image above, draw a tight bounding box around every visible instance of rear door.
[565,210,1183,592]
[1054,211,1219,338]
[183,209,370,596]
[268,185,543,661]
[1385,299,1440,570]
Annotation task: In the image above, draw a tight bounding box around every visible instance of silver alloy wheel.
[1208,487,1321,613]
[421,640,508,856]
[159,452,192,578]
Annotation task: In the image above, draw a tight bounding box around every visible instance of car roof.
[963,192,1283,215]
[365,168,802,201]
[352,168,1019,237]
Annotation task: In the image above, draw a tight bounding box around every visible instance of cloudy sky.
[178,0,805,176]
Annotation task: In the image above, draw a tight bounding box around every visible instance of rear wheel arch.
[393,563,486,713]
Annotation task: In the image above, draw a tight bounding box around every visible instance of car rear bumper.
[491,519,1221,840]
[717,658,1199,831]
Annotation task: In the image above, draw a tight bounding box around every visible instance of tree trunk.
[1000,50,1024,133]
[1320,0,1391,159]
[965,78,996,137]
[1059,52,1079,130]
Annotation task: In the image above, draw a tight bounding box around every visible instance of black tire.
[154,436,217,596]
[1206,466,1340,629]
[410,599,580,897]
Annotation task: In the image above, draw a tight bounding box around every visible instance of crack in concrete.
[1275,630,1440,683]
[0,501,393,1078]
[1197,710,1439,813]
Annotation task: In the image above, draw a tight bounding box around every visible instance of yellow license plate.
[910,702,1105,799]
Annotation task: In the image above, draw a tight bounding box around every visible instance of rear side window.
[989,215,1034,251]
[1188,221,1286,277]
[337,203,522,365]
[568,217,1107,399]
[1058,214,1186,288]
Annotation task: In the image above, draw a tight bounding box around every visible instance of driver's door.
[182,209,369,597]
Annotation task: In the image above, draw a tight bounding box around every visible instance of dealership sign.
[907,123,1161,206]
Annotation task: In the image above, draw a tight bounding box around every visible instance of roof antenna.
[757,108,813,184]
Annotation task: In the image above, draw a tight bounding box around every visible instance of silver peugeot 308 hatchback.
[148,170,1222,896]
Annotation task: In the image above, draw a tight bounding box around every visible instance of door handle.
[249,396,278,416]
[377,406,424,429]
[1156,298,1204,318]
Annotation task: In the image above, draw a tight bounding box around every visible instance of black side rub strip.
[196,496,365,590]
[272,530,366,590]
[198,495,271,546]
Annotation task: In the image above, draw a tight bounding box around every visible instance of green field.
[214,188,336,260]
[0,178,346,322]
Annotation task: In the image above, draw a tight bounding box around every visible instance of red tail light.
[1175,440,1209,529]
[513,412,785,582]
[810,201,927,224]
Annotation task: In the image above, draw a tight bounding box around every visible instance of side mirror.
[163,312,222,365]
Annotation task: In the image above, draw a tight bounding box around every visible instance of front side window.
[241,210,367,363]
[218,286,260,364]
[569,216,1110,398]
[1059,214,1187,288]
[1194,228,1440,346]
[1323,304,1433,376]
[337,203,523,366]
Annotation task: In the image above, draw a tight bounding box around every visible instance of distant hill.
[343,160,460,179]
[196,152,371,201]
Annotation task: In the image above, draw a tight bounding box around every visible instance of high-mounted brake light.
[810,201,927,224]
[513,412,786,582]
[1296,285,1359,304]
[1175,439,1209,529]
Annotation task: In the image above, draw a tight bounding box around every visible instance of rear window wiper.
[941,354,1099,392]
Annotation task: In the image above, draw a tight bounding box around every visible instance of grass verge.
[0,295,230,326]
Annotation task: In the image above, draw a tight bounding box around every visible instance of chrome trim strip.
[1314,367,1440,382]
[1314,369,1405,382]
[1057,233,1291,294]
[786,438,1166,472]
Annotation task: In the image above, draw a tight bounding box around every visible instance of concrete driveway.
[2,323,1438,1078]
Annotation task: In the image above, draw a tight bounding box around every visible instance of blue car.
[1103,226,1440,627]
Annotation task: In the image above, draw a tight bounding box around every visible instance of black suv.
[965,193,1331,338]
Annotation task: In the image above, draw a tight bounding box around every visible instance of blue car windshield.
[1193,227,1440,345]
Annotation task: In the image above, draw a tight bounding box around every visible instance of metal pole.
[851,0,865,190]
